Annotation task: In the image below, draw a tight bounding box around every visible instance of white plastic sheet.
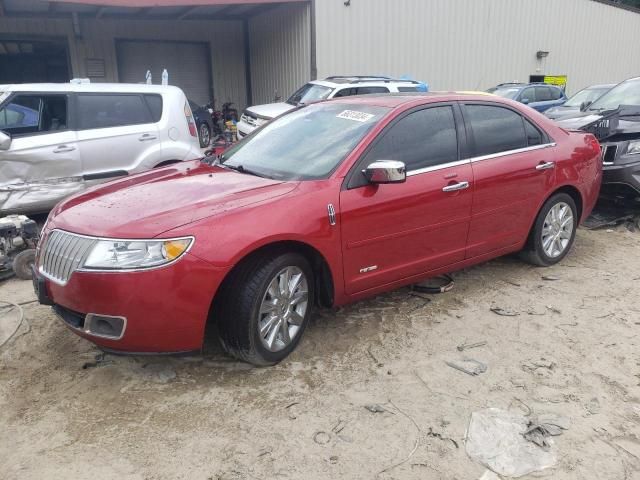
[466,408,557,478]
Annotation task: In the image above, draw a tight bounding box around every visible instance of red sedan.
[33,93,602,365]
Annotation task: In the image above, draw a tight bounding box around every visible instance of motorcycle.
[206,100,239,137]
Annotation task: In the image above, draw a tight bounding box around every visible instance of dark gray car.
[544,84,615,120]
[555,77,640,198]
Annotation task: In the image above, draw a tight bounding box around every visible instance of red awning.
[49,0,302,6]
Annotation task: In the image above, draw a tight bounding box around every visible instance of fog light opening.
[84,314,127,340]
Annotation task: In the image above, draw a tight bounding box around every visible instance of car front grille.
[39,230,97,285]
[601,144,617,165]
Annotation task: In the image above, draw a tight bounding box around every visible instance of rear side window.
[535,86,552,101]
[465,105,527,156]
[364,106,458,171]
[77,94,152,129]
[524,119,543,146]
[144,94,163,122]
[356,86,389,94]
[0,94,67,135]
[549,87,563,100]
[397,86,419,92]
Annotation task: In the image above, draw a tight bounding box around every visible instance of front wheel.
[217,252,314,366]
[520,193,577,267]
[198,123,211,148]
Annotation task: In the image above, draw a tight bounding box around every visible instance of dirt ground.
[1,226,640,480]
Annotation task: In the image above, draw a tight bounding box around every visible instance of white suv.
[237,76,427,139]
[0,82,202,215]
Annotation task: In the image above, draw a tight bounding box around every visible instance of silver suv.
[237,76,427,139]
[0,81,202,214]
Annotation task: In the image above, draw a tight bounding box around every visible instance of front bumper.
[602,150,640,195]
[236,119,258,139]
[34,253,226,353]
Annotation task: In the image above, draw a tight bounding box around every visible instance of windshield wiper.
[223,163,271,179]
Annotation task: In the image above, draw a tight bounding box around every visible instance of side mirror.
[0,131,11,151]
[363,160,406,184]
[580,101,592,112]
[521,98,530,105]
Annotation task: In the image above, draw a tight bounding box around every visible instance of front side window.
[77,94,152,130]
[536,86,553,102]
[549,87,563,100]
[221,103,388,180]
[286,83,333,106]
[356,86,389,95]
[363,106,459,172]
[465,104,527,156]
[0,94,67,135]
[520,87,536,103]
[588,77,640,111]
[564,87,610,107]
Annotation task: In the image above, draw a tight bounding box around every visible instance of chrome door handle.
[536,161,555,171]
[53,145,76,153]
[138,134,158,141]
[442,181,470,192]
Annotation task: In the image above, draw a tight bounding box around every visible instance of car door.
[519,87,537,109]
[461,102,556,258]
[339,104,473,294]
[0,93,83,213]
[531,86,556,112]
[75,93,162,182]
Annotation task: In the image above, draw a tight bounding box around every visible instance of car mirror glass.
[363,160,406,185]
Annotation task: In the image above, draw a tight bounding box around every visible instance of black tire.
[520,193,578,267]
[217,252,314,366]
[13,249,36,280]
[198,123,211,148]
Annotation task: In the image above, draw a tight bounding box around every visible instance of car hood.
[553,111,604,129]
[554,106,640,139]
[50,160,297,238]
[246,102,295,120]
[544,105,580,120]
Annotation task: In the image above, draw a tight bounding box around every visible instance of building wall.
[314,0,640,94]
[0,16,247,109]
[249,2,311,105]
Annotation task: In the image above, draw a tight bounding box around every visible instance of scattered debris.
[522,359,556,376]
[412,274,454,294]
[457,340,487,352]
[546,305,562,314]
[82,352,113,369]
[332,420,347,434]
[313,431,331,445]
[365,404,390,414]
[367,346,384,368]
[426,426,459,449]
[376,400,421,476]
[490,307,519,317]
[257,448,272,457]
[466,408,557,477]
[523,414,570,450]
[541,275,560,281]
[504,279,521,287]
[445,358,487,376]
[586,397,601,415]
[329,455,339,464]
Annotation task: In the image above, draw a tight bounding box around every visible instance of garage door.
[116,40,212,105]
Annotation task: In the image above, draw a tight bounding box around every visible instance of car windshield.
[492,88,521,100]
[286,83,333,106]
[564,86,610,108]
[588,78,640,111]
[221,103,388,180]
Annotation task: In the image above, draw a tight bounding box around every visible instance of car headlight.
[81,237,193,270]
[627,140,640,155]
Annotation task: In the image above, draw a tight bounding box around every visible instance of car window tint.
[397,86,419,92]
[524,119,543,146]
[549,87,563,100]
[535,86,553,101]
[145,94,163,122]
[520,87,536,102]
[333,88,356,98]
[0,95,67,135]
[78,94,151,129]
[364,106,458,171]
[465,105,527,156]
[356,86,389,94]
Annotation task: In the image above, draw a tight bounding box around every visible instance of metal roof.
[1,0,308,20]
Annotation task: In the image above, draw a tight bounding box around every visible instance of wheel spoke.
[288,273,303,297]
[561,216,573,229]
[559,229,571,240]
[289,290,308,306]
[280,319,291,344]
[267,278,280,300]
[279,269,291,296]
[260,315,279,338]
[542,235,554,252]
[260,302,278,315]
[265,318,281,349]
[289,310,304,326]
[554,237,564,256]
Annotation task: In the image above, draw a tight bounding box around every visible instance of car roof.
[311,77,422,88]
[586,84,616,89]
[323,91,503,109]
[0,82,184,94]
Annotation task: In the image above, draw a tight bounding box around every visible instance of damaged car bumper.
[33,235,226,354]
[600,140,640,195]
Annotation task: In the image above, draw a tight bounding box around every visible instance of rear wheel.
[198,123,211,148]
[520,193,577,266]
[13,249,36,280]
[217,252,314,366]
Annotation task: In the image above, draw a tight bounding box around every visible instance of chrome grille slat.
[38,230,97,285]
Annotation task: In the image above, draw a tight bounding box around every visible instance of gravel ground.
[1,226,639,480]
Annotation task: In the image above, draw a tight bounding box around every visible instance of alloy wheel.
[257,266,309,352]
[199,124,210,146]
[541,201,574,258]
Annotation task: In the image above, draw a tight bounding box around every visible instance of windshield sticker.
[336,110,375,122]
